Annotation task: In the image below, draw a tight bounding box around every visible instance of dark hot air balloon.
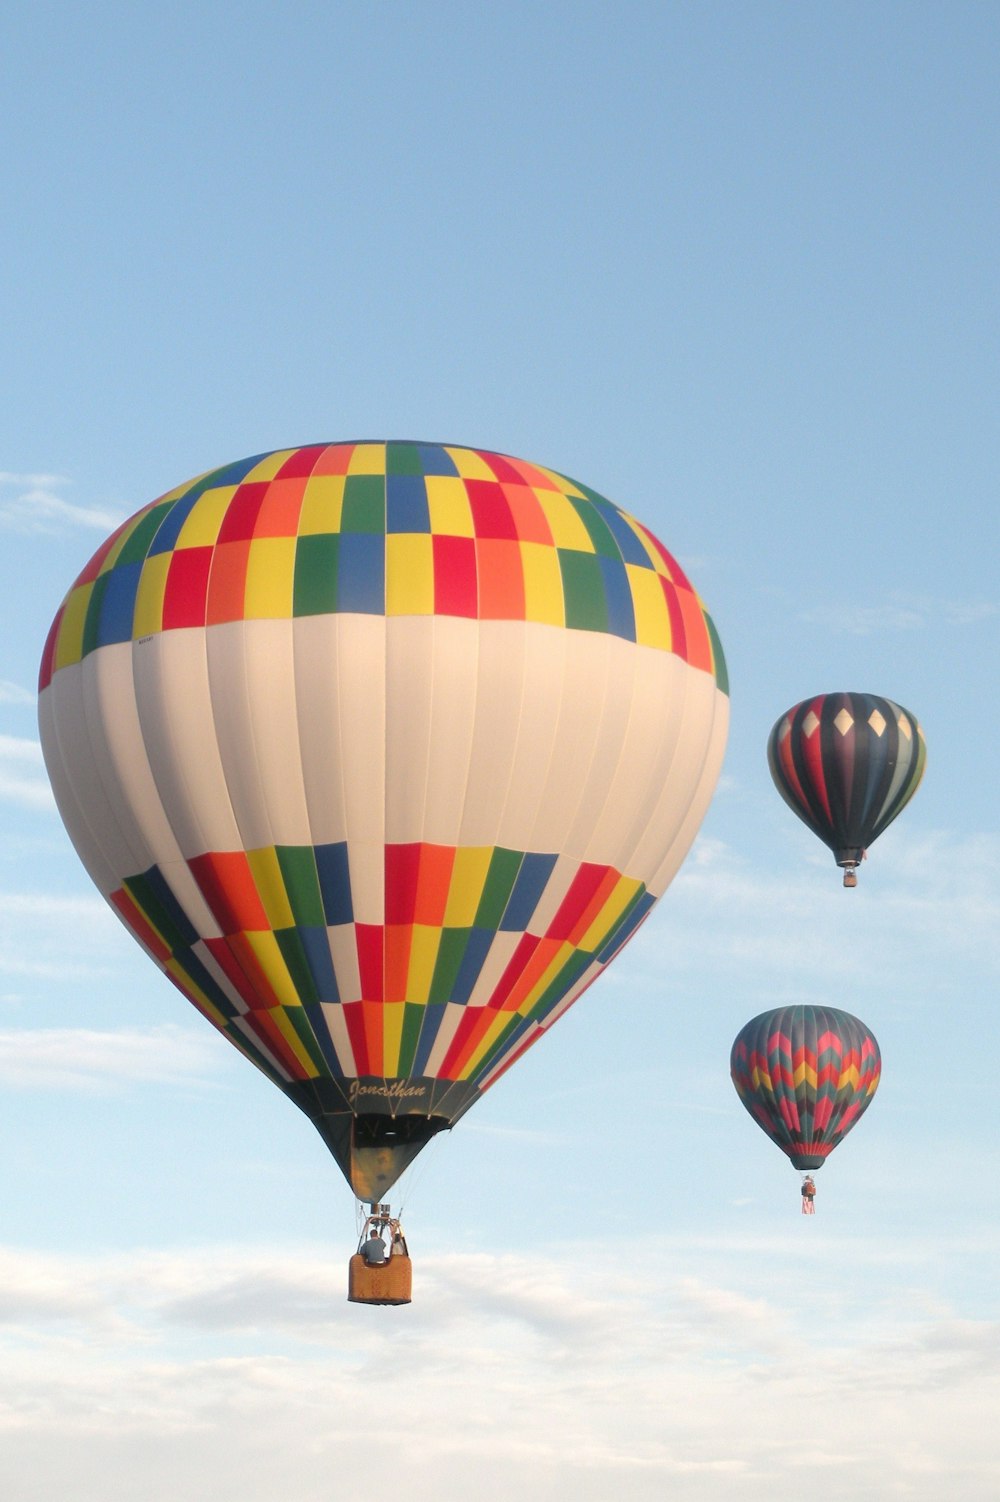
[730,1004,880,1210]
[767,692,925,886]
[39,441,729,1211]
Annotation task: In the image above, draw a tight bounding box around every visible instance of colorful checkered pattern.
[730,1005,881,1171]
[111,840,655,1090]
[39,441,727,692]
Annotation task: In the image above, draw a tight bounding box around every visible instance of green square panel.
[341,475,385,533]
[293,534,340,615]
[558,549,608,633]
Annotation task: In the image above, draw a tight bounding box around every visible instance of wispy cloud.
[0,1025,221,1092]
[0,473,123,534]
[0,891,127,980]
[0,734,54,811]
[0,680,34,707]
[801,590,999,635]
[624,827,1000,1002]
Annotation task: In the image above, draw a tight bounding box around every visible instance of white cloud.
[0,1240,994,1501]
[801,591,998,635]
[0,891,130,980]
[0,735,54,811]
[0,681,34,707]
[627,826,1000,997]
[0,1025,220,1092]
[0,474,123,534]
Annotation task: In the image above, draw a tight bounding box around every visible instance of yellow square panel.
[540,492,595,551]
[443,847,494,927]
[426,475,475,536]
[133,552,171,639]
[246,847,295,929]
[407,926,443,1004]
[243,537,297,618]
[176,487,237,548]
[348,443,386,475]
[54,583,94,670]
[298,476,346,535]
[627,565,671,649]
[381,1001,406,1076]
[521,542,565,627]
[386,534,434,614]
[444,447,497,480]
[243,933,302,1011]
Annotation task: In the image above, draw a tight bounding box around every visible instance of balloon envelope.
[730,1005,880,1170]
[767,692,925,879]
[39,441,729,1199]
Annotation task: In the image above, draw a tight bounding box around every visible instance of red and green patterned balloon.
[730,1005,881,1171]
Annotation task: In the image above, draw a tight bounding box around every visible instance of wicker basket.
[348,1253,413,1306]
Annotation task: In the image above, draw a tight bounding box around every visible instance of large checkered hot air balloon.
[730,1005,881,1209]
[39,441,728,1204]
[767,692,926,886]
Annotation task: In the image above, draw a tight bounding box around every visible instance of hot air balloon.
[39,440,728,1225]
[767,693,925,886]
[730,1005,880,1210]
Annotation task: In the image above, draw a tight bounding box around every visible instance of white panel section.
[456,622,526,847]
[293,614,349,846]
[625,666,724,885]
[345,838,385,928]
[132,630,242,855]
[328,923,362,1004]
[491,624,567,845]
[39,679,120,898]
[46,664,138,882]
[42,655,228,938]
[333,615,386,922]
[647,692,730,895]
[319,1003,357,1076]
[400,617,481,845]
[84,648,221,936]
[207,620,312,850]
[78,647,153,878]
[384,615,436,844]
[522,629,615,858]
[423,1001,466,1075]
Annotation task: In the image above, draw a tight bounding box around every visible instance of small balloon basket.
[348,1204,412,1306]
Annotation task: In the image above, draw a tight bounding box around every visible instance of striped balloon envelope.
[39,440,729,1201]
[730,1005,881,1171]
[767,692,926,886]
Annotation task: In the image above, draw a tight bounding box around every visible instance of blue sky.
[2,4,999,1498]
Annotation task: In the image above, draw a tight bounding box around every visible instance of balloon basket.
[348,1253,412,1306]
